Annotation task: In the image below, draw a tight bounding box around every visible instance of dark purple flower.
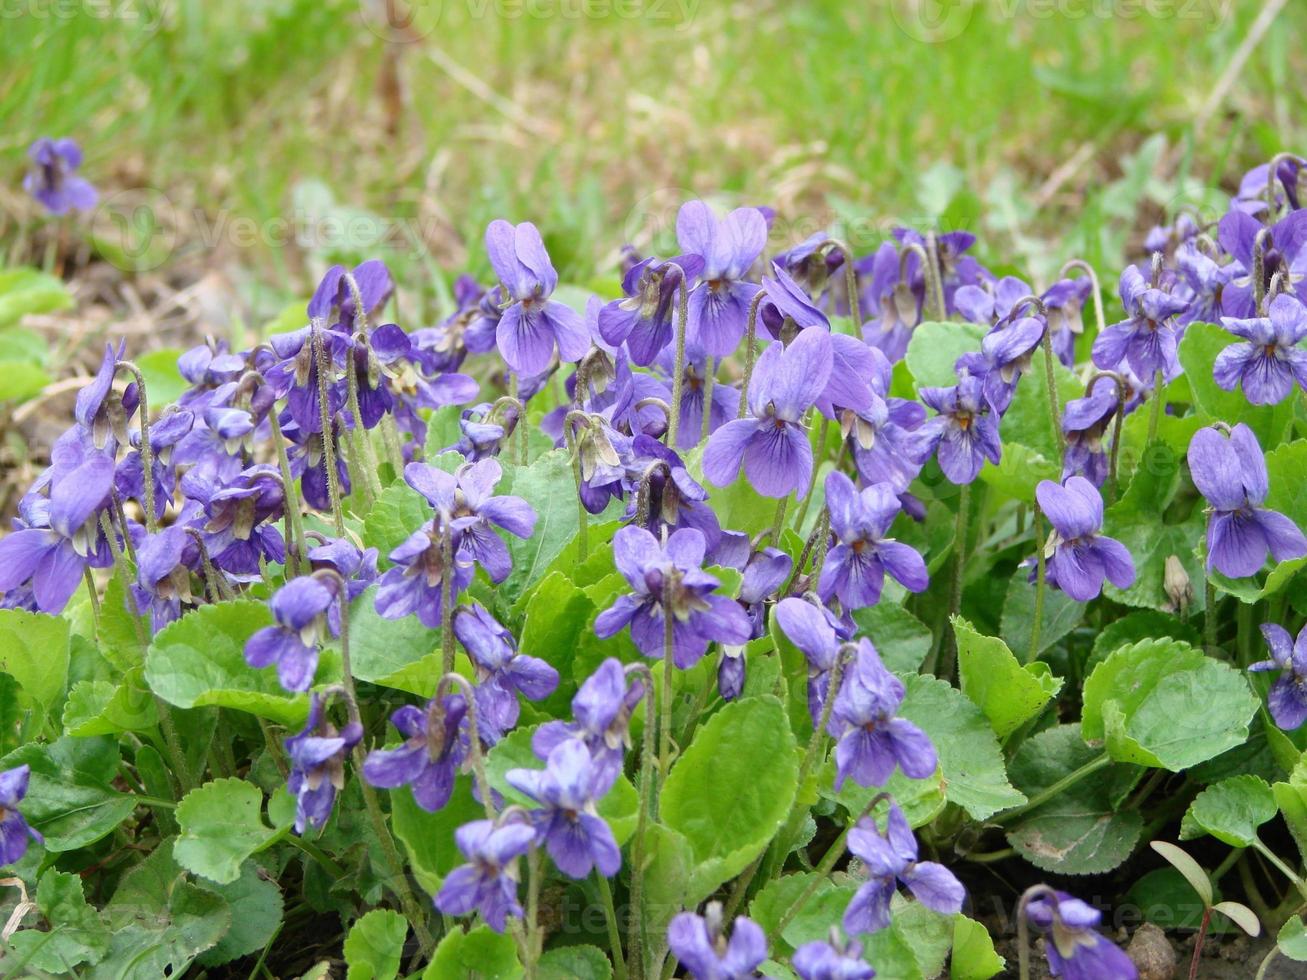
[599,256,702,366]
[486,220,589,375]
[1091,265,1188,380]
[1188,424,1307,578]
[667,904,768,980]
[1214,293,1307,405]
[1032,477,1135,602]
[831,641,936,790]
[284,695,362,834]
[819,473,927,610]
[623,435,723,553]
[198,464,287,577]
[735,545,793,639]
[843,802,964,935]
[1249,623,1307,730]
[1233,156,1304,216]
[404,459,537,582]
[131,523,198,634]
[894,228,990,313]
[565,415,631,515]
[914,374,1001,485]
[115,407,194,523]
[363,693,469,812]
[373,516,474,629]
[435,817,535,932]
[24,138,97,214]
[453,603,559,742]
[956,313,1047,413]
[654,344,739,450]
[446,402,514,461]
[506,739,621,879]
[1218,209,1307,316]
[532,658,643,796]
[308,260,393,331]
[759,262,829,339]
[1041,277,1093,367]
[1174,242,1233,328]
[594,526,750,669]
[676,201,768,356]
[306,536,379,602]
[1025,891,1138,980]
[703,326,833,498]
[0,766,41,864]
[1061,381,1119,487]
[859,242,920,363]
[774,596,853,728]
[245,576,338,692]
[846,348,925,496]
[954,275,1032,327]
[792,934,875,980]
[75,341,132,449]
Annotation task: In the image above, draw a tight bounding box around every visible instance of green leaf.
[425,924,523,978]
[1082,638,1258,770]
[391,774,484,894]
[346,585,437,686]
[661,696,799,898]
[897,674,1025,820]
[0,267,74,327]
[1000,574,1083,657]
[1180,775,1277,848]
[1177,321,1295,447]
[196,861,284,966]
[638,824,695,969]
[501,449,602,602]
[1212,900,1261,937]
[1266,439,1307,533]
[0,736,134,851]
[751,872,858,954]
[146,600,311,726]
[984,347,1083,501]
[95,573,147,670]
[951,915,1004,979]
[851,603,932,673]
[1005,726,1142,874]
[362,480,430,563]
[0,609,70,708]
[819,759,946,830]
[1273,759,1307,864]
[91,846,232,980]
[519,570,596,713]
[1090,611,1200,668]
[684,445,784,539]
[904,321,986,389]
[344,909,408,980]
[62,669,158,736]
[538,945,613,979]
[894,900,954,979]
[5,870,111,973]
[173,778,280,884]
[1277,916,1307,962]
[0,359,50,402]
[953,616,1061,739]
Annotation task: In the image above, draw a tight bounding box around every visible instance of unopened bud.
[1163,555,1192,616]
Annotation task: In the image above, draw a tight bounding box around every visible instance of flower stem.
[437,674,497,823]
[625,664,656,980]
[994,753,1110,824]
[923,233,947,321]
[1016,885,1058,980]
[1027,508,1047,665]
[768,495,790,548]
[1252,837,1307,900]
[116,360,158,532]
[792,417,829,533]
[1060,259,1106,339]
[939,481,971,681]
[563,412,590,562]
[659,585,676,784]
[700,357,716,447]
[1040,329,1065,457]
[508,373,528,466]
[666,280,690,448]
[596,871,629,980]
[1147,369,1165,445]
[311,322,346,535]
[526,845,542,975]
[737,291,767,419]
[440,520,456,675]
[1204,511,1219,655]
[267,409,308,576]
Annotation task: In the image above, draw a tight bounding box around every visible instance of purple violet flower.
[702,325,833,498]
[362,693,469,812]
[1249,623,1307,730]
[506,739,621,879]
[131,523,198,634]
[819,473,928,610]
[831,641,936,790]
[843,802,965,935]
[0,766,42,864]
[245,576,339,692]
[284,695,362,834]
[532,658,643,796]
[1090,265,1189,380]
[453,603,559,743]
[1187,424,1307,578]
[1214,293,1307,405]
[1218,208,1307,317]
[667,903,768,980]
[775,596,851,728]
[792,933,876,980]
[1042,276,1093,367]
[623,434,723,553]
[435,817,535,932]
[1061,381,1119,487]
[599,256,702,366]
[1031,477,1135,602]
[594,526,751,669]
[1025,891,1139,980]
[486,219,590,376]
[914,374,1001,485]
[676,200,768,356]
[24,138,97,214]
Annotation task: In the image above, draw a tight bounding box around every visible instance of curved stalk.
[437,673,497,823]
[1027,508,1047,664]
[115,360,157,532]
[440,518,457,673]
[1016,884,1058,980]
[267,407,307,576]
[1060,258,1106,340]
[624,663,656,980]
[737,290,768,419]
[666,273,690,447]
[562,411,592,561]
[310,322,346,534]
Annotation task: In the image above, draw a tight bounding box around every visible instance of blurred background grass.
[1,0,1304,318]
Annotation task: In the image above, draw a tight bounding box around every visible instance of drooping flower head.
[1031,477,1135,602]
[244,575,339,692]
[1214,292,1307,405]
[1249,623,1307,731]
[0,766,42,865]
[1061,380,1119,487]
[667,903,768,980]
[1041,276,1093,367]
[623,435,723,553]
[284,695,362,834]
[1218,208,1307,317]
[914,373,1001,485]
[843,802,965,935]
[132,523,198,634]
[506,739,621,880]
[532,658,644,796]
[702,325,833,498]
[1024,890,1139,980]
[819,473,928,611]
[1187,423,1307,578]
[676,201,768,356]
[486,219,590,376]
[453,602,559,743]
[435,817,536,932]
[599,255,702,366]
[846,347,926,496]
[594,526,751,669]
[1091,265,1188,380]
[362,693,469,812]
[775,596,854,728]
[24,138,97,214]
[792,932,876,980]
